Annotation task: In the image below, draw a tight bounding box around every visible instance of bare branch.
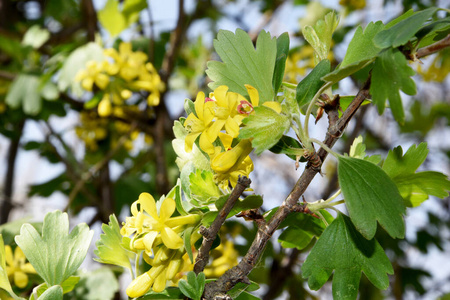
[194,176,251,274]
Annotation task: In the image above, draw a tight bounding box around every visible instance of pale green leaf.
[37,285,63,300]
[93,214,133,269]
[374,7,439,48]
[15,210,93,286]
[6,74,42,115]
[32,277,80,299]
[370,48,416,124]
[302,11,339,62]
[189,170,222,205]
[66,268,119,300]
[239,106,290,155]
[58,43,104,96]
[382,143,450,207]
[348,135,381,164]
[338,156,405,239]
[22,25,50,49]
[98,0,127,37]
[206,29,277,103]
[302,213,393,300]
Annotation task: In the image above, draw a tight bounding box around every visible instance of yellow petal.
[205,119,226,142]
[166,259,182,280]
[161,227,184,249]
[213,86,229,107]
[218,132,233,150]
[126,271,153,298]
[199,132,216,156]
[14,271,28,288]
[21,263,35,274]
[95,73,110,90]
[139,193,158,219]
[98,97,112,117]
[194,91,205,120]
[245,84,259,107]
[81,78,94,91]
[160,198,176,221]
[263,101,282,114]
[184,132,201,153]
[143,231,159,253]
[5,245,13,267]
[165,214,201,228]
[224,117,240,138]
[152,270,167,292]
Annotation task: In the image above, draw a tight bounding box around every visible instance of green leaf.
[338,156,405,239]
[33,276,80,299]
[268,135,305,160]
[302,213,393,300]
[340,22,384,68]
[206,29,277,103]
[278,210,333,250]
[98,0,127,37]
[183,227,194,263]
[15,210,94,286]
[138,287,184,299]
[302,11,339,62]
[373,7,439,48]
[38,285,63,300]
[239,106,290,155]
[58,43,104,96]
[296,59,330,107]
[382,143,450,207]
[22,25,50,49]
[93,214,133,269]
[272,32,290,96]
[178,271,205,300]
[6,74,42,115]
[122,0,148,22]
[322,59,374,84]
[227,281,260,299]
[167,179,190,216]
[65,268,119,300]
[417,19,450,48]
[348,135,381,164]
[189,170,222,205]
[370,48,416,124]
[215,195,264,219]
[234,291,260,300]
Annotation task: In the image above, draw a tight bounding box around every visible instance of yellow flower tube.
[211,139,253,173]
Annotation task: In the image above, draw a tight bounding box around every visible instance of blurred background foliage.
[0,0,449,299]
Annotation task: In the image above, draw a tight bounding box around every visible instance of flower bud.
[126,271,154,298]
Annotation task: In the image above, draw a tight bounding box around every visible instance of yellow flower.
[98,94,112,117]
[5,245,36,288]
[204,240,238,278]
[121,193,200,251]
[184,91,217,155]
[75,61,109,91]
[211,139,254,189]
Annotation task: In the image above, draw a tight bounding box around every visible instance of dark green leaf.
[206,29,277,103]
[338,156,405,239]
[302,213,393,300]
[228,281,260,299]
[178,272,205,300]
[373,7,439,48]
[370,48,416,124]
[239,106,290,155]
[184,227,194,263]
[138,287,184,299]
[272,32,290,96]
[296,59,330,107]
[268,135,305,160]
[215,195,264,218]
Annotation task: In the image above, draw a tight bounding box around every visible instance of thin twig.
[194,176,251,274]
[416,34,450,59]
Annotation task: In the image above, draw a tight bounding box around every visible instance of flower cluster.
[76,42,164,117]
[75,110,146,152]
[184,85,280,189]
[121,193,201,297]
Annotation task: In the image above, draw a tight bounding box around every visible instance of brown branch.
[416,33,450,59]
[194,176,251,274]
[203,76,372,299]
[0,119,25,224]
[81,0,98,42]
[0,70,16,81]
